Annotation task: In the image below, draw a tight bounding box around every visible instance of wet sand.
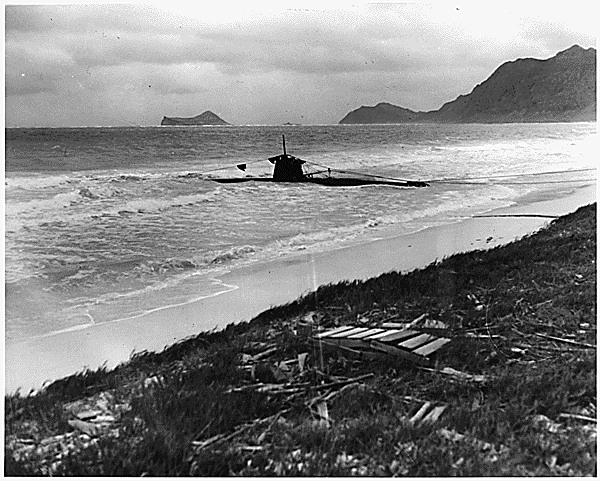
[5,184,595,394]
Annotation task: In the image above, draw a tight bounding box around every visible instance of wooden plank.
[347,328,385,339]
[336,338,373,349]
[381,322,409,329]
[319,336,377,351]
[410,401,432,424]
[370,341,431,365]
[375,330,418,343]
[367,329,401,340]
[397,333,436,350]
[329,327,368,338]
[421,405,447,425]
[412,338,451,357]
[419,366,487,383]
[317,341,388,361]
[314,325,356,339]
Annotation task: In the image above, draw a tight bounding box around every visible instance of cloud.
[5,3,596,126]
[5,39,78,95]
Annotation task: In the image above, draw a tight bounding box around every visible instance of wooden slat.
[398,333,436,350]
[367,329,401,340]
[410,401,432,424]
[329,327,368,338]
[412,338,452,357]
[420,405,447,425]
[347,328,385,339]
[314,325,357,339]
[375,330,419,343]
[370,341,431,365]
[317,336,361,348]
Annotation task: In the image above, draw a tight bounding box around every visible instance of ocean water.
[5,123,596,344]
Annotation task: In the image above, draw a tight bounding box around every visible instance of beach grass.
[5,203,596,476]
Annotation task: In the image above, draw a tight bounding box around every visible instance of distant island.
[340,45,596,124]
[161,111,230,126]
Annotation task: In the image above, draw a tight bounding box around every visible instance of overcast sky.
[5,2,596,127]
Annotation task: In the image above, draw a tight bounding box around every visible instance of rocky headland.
[161,111,230,126]
[340,45,596,124]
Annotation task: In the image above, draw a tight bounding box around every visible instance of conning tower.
[269,135,306,181]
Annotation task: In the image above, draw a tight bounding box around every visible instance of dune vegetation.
[5,204,596,476]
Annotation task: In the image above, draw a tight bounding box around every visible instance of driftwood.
[419,366,488,383]
[532,333,595,349]
[409,402,432,424]
[515,343,592,353]
[311,373,374,392]
[421,406,447,425]
[248,347,278,361]
[558,413,597,423]
[307,380,365,408]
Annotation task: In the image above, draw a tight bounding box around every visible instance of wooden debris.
[421,405,447,425]
[422,319,449,329]
[250,346,279,361]
[380,313,400,323]
[515,343,591,353]
[464,332,505,340]
[192,408,292,451]
[381,322,410,329]
[409,402,432,425]
[318,341,388,361]
[239,445,265,452]
[318,382,360,404]
[533,333,595,349]
[408,402,447,427]
[193,373,375,452]
[376,329,419,343]
[314,325,357,339]
[75,410,103,421]
[399,333,437,350]
[16,438,36,445]
[67,419,101,437]
[368,329,402,340]
[419,366,487,383]
[347,327,386,339]
[301,311,319,324]
[315,324,452,366]
[312,373,374,392]
[558,413,597,423]
[413,338,452,357]
[315,401,331,428]
[298,352,308,372]
[143,375,163,388]
[409,313,428,327]
[307,376,371,409]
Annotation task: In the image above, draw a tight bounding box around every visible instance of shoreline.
[4,183,595,394]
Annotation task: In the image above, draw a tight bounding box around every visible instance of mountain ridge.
[339,45,596,124]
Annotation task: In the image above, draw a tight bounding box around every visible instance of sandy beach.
[5,183,595,394]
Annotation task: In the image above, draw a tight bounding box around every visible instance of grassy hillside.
[5,204,596,476]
